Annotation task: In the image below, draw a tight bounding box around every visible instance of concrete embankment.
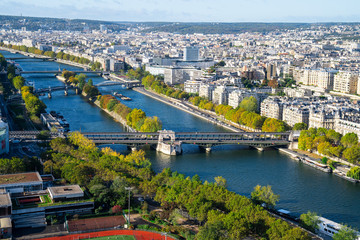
[279,148,360,183]
[93,100,136,132]
[278,148,335,174]
[133,87,241,133]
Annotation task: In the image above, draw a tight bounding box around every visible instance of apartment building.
[333,71,358,94]
[260,97,284,120]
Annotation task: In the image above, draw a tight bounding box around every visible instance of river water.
[2,50,360,229]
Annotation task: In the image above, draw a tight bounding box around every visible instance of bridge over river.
[19,70,103,75]
[9,130,292,155]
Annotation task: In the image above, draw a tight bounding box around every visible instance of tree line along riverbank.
[1,132,316,239]
[129,68,360,180]
[134,68,296,133]
[0,43,102,71]
[51,70,163,133]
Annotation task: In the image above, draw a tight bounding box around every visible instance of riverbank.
[133,87,241,132]
[0,47,90,70]
[278,148,360,183]
[93,99,136,132]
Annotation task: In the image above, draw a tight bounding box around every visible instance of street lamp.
[161,232,168,240]
[125,186,133,225]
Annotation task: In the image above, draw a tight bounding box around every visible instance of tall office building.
[100,24,107,32]
[183,46,199,61]
[266,63,277,80]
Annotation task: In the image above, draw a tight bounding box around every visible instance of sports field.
[35,230,177,240]
[88,236,135,240]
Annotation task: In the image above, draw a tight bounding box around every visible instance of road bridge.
[9,131,292,154]
[19,70,102,75]
[34,85,75,94]
[104,75,143,89]
[7,57,50,61]
[6,85,76,102]
[95,80,142,88]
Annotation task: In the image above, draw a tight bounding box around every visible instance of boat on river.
[113,92,132,101]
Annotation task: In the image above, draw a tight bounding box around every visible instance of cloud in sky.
[0,0,359,22]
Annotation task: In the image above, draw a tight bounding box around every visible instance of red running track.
[34,230,177,240]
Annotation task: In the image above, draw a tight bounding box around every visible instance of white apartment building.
[282,106,309,127]
[199,84,215,100]
[309,109,335,129]
[284,88,312,98]
[212,86,237,105]
[335,117,360,138]
[184,80,202,94]
[163,66,202,85]
[260,97,284,120]
[22,39,35,48]
[299,69,338,91]
[333,71,358,94]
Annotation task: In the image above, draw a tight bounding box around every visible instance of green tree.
[12,76,25,90]
[0,157,26,174]
[251,185,279,209]
[342,146,360,164]
[341,133,358,148]
[317,141,332,156]
[78,77,86,90]
[239,96,258,112]
[346,167,360,180]
[139,117,162,132]
[299,211,320,232]
[127,109,146,129]
[107,99,118,112]
[293,123,308,131]
[262,118,288,132]
[197,220,226,240]
[333,225,358,240]
[56,51,64,59]
[326,129,342,144]
[110,177,128,207]
[214,176,227,188]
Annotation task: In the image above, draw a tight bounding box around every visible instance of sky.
[0,0,359,23]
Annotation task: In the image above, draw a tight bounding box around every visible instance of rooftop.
[0,193,11,207]
[0,217,11,228]
[48,185,84,198]
[0,172,42,186]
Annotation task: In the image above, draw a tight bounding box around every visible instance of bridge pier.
[156,130,182,155]
[255,147,264,152]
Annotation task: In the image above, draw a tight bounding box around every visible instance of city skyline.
[0,0,360,23]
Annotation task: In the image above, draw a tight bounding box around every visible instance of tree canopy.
[251,185,279,209]
[239,96,258,112]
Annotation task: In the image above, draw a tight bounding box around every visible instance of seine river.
[2,50,360,229]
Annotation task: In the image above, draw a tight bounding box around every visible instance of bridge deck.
[10,131,291,147]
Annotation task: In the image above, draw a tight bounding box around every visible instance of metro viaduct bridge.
[9,131,292,151]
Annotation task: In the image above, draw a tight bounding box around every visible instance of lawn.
[89,236,136,240]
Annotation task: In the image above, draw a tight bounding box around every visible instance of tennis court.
[67,216,126,232]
